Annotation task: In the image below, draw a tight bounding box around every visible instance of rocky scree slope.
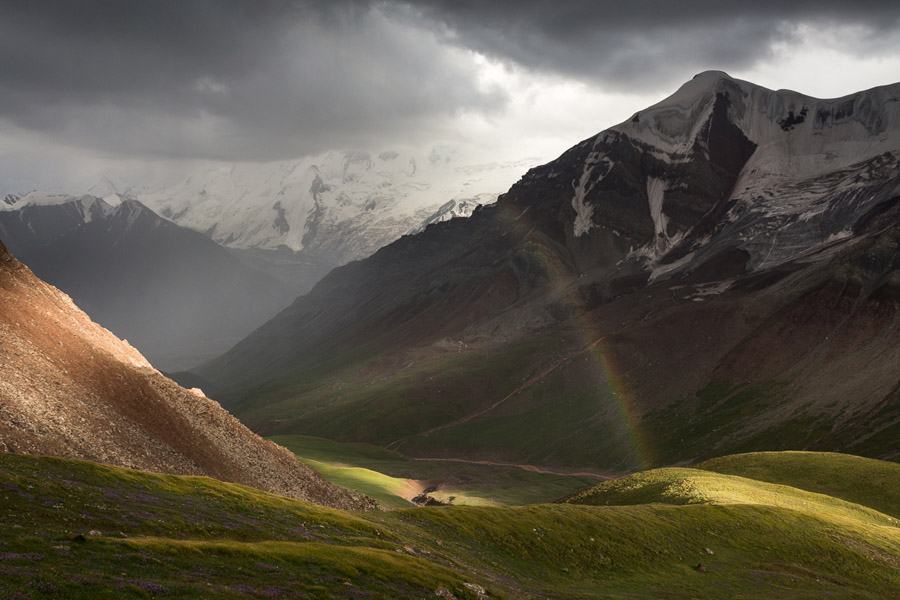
[0,239,372,510]
[194,72,900,470]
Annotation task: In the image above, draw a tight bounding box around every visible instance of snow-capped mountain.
[602,70,900,277]
[195,72,900,470]
[0,192,123,252]
[414,196,494,233]
[2,191,113,211]
[139,148,535,265]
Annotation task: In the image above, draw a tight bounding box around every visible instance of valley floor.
[270,435,605,508]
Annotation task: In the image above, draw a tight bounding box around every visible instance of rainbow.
[490,195,654,471]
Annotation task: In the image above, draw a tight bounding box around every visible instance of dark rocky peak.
[0,195,115,257]
[480,72,900,287]
[107,198,168,231]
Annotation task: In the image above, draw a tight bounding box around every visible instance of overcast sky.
[1,0,899,192]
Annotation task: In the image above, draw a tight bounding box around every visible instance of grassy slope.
[394,502,900,599]
[3,451,900,599]
[295,458,414,509]
[697,451,900,518]
[270,434,600,507]
[0,453,481,599]
[238,345,539,439]
[561,466,897,529]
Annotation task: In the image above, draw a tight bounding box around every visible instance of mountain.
[0,193,296,370]
[141,148,531,254]
[194,72,900,471]
[138,148,534,291]
[0,239,371,509]
[414,197,489,232]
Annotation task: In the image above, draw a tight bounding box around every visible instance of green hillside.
[697,451,900,518]
[561,466,896,528]
[0,453,479,599]
[2,451,900,598]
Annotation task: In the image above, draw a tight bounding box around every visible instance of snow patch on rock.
[646,176,670,252]
[572,154,604,237]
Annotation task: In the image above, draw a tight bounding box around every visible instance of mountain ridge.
[194,72,900,470]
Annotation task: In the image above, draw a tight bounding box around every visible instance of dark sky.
[1,0,898,183]
[408,0,900,85]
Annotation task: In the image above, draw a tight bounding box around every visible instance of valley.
[0,147,524,370]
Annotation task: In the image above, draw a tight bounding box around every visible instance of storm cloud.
[0,0,504,160]
[401,0,900,90]
[0,0,898,164]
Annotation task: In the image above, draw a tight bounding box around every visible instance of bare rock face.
[0,239,373,510]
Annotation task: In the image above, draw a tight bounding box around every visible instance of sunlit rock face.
[0,239,373,510]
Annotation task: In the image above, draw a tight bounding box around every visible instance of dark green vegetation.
[3,450,900,598]
[640,380,796,465]
[226,327,649,472]
[271,435,602,507]
[242,345,541,445]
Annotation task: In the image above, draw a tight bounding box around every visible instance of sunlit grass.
[698,451,900,518]
[297,458,414,508]
[563,466,898,528]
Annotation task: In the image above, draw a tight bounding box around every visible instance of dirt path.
[410,456,617,480]
[397,478,426,503]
